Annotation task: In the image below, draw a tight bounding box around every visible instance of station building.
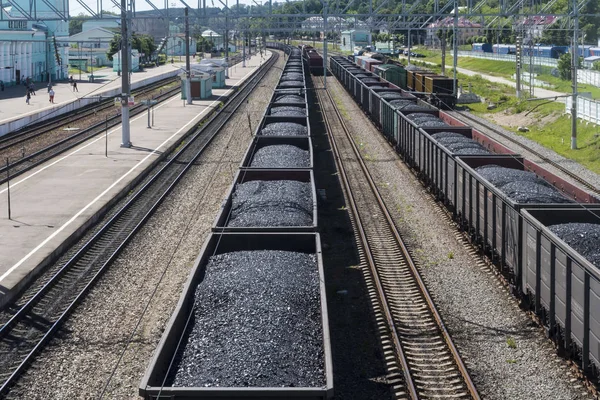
[0,0,69,87]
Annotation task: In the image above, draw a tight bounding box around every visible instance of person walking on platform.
[72,81,78,92]
[29,83,36,95]
[49,88,55,103]
[26,90,31,105]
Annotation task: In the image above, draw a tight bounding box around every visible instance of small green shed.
[181,72,212,100]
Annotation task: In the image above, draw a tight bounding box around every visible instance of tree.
[131,34,157,63]
[69,13,88,36]
[107,34,121,62]
[557,53,583,80]
[540,27,569,46]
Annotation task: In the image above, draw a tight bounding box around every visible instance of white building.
[425,17,483,47]
[68,27,115,67]
[0,1,69,86]
[340,30,372,52]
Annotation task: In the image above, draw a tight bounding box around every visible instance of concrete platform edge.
[0,70,180,137]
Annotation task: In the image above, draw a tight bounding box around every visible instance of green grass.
[518,109,600,174]
[506,337,517,349]
[68,66,109,75]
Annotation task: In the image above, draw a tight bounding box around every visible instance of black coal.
[274,95,305,104]
[250,144,310,168]
[168,250,324,388]
[270,106,306,117]
[228,180,313,227]
[548,223,600,267]
[259,122,308,136]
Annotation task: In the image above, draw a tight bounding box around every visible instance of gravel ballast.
[259,122,308,136]
[168,250,324,388]
[250,144,310,168]
[548,223,600,267]
[228,180,313,227]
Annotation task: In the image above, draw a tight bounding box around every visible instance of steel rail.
[0,76,179,152]
[0,51,277,396]
[316,74,480,400]
[0,85,180,184]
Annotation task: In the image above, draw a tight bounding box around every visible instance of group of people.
[24,77,79,105]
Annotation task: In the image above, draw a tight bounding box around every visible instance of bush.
[593,61,600,71]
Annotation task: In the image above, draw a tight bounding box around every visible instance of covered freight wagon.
[472,43,492,53]
[372,64,407,89]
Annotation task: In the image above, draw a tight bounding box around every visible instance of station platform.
[0,56,254,136]
[0,52,272,307]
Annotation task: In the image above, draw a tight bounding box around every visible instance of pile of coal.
[475,165,572,203]
[432,132,490,155]
[274,94,305,104]
[281,73,304,82]
[388,99,416,109]
[250,144,310,168]
[259,122,307,136]
[228,180,313,227]
[279,81,304,87]
[169,250,324,388]
[378,92,406,100]
[406,113,448,128]
[400,104,433,112]
[548,223,600,266]
[270,106,306,117]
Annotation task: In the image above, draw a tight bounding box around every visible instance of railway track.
[0,76,178,151]
[315,74,480,400]
[0,53,248,185]
[0,79,180,184]
[447,110,600,197]
[0,51,277,397]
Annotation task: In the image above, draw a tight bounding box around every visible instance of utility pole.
[323,0,327,88]
[120,0,131,148]
[452,0,458,97]
[571,0,578,150]
[225,0,229,78]
[515,35,522,98]
[441,29,446,76]
[242,26,246,67]
[185,7,192,105]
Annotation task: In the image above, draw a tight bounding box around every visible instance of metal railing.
[565,95,600,125]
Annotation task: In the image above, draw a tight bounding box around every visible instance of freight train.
[349,54,457,109]
[301,45,325,75]
[473,43,600,58]
[329,55,600,377]
[140,44,334,400]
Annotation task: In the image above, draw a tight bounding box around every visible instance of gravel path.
[7,52,286,400]
[327,75,593,400]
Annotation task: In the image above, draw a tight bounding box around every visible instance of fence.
[565,96,600,125]
[457,51,558,67]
